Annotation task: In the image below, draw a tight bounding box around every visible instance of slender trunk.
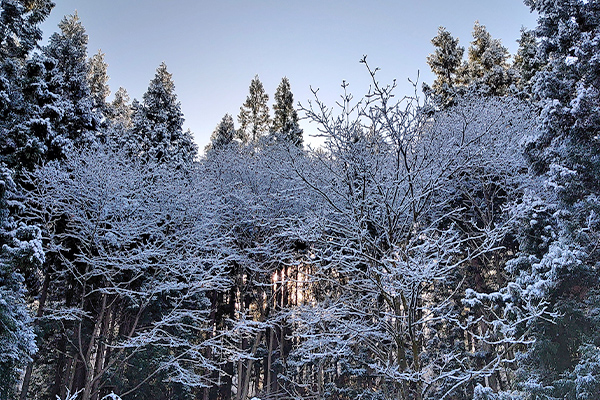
[80,294,108,400]
[203,290,218,400]
[266,327,274,393]
[53,336,68,399]
[240,331,263,400]
[91,302,112,400]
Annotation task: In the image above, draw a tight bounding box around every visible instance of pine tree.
[426,26,465,103]
[271,77,303,146]
[0,1,59,170]
[237,74,270,145]
[129,62,197,165]
[107,86,132,128]
[206,113,236,152]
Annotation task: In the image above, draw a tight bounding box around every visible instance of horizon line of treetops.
[24,9,538,162]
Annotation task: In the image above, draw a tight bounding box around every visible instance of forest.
[1,1,599,399]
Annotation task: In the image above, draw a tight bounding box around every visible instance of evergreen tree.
[0,0,54,61]
[101,86,131,152]
[0,7,53,393]
[504,0,600,397]
[425,26,465,103]
[237,74,270,145]
[0,1,59,170]
[206,113,236,152]
[0,165,40,399]
[129,62,197,165]
[87,49,110,112]
[462,21,515,95]
[107,86,131,127]
[513,27,543,95]
[271,76,303,146]
[43,12,98,145]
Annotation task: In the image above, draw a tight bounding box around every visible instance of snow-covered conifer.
[462,21,516,95]
[0,0,54,61]
[237,75,270,145]
[87,49,110,112]
[42,12,99,145]
[426,26,465,104]
[270,77,303,146]
[206,113,236,152]
[129,62,197,165]
[0,165,40,398]
[504,0,600,396]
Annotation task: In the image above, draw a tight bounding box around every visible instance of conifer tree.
[0,1,58,170]
[237,74,270,145]
[426,27,464,103]
[0,0,54,61]
[103,87,132,151]
[87,49,110,112]
[0,4,52,393]
[499,0,600,397]
[43,12,98,145]
[0,166,40,399]
[130,62,197,165]
[513,27,543,95]
[206,113,236,152]
[107,87,131,128]
[462,21,515,95]
[271,77,303,146]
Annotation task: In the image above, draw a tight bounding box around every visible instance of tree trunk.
[19,271,50,400]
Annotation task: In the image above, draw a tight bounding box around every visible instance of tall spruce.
[43,12,98,145]
[0,166,41,399]
[506,0,600,397]
[0,1,53,397]
[87,49,110,113]
[129,62,197,165]
[271,77,303,146]
[0,0,54,61]
[237,74,270,145]
[513,27,543,95]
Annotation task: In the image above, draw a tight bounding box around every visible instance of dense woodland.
[1,1,600,399]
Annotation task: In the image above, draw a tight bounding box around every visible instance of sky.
[41,1,538,150]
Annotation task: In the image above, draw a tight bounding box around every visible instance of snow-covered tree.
[237,75,270,145]
[25,147,230,400]
[425,26,465,104]
[0,0,54,62]
[270,77,303,146]
[0,1,63,171]
[87,49,110,113]
[205,113,236,153]
[461,21,516,95]
[43,12,99,145]
[282,61,542,400]
[501,0,600,397]
[129,62,197,165]
[513,27,543,96]
[0,165,40,399]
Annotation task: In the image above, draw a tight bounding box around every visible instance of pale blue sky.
[41,1,537,149]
